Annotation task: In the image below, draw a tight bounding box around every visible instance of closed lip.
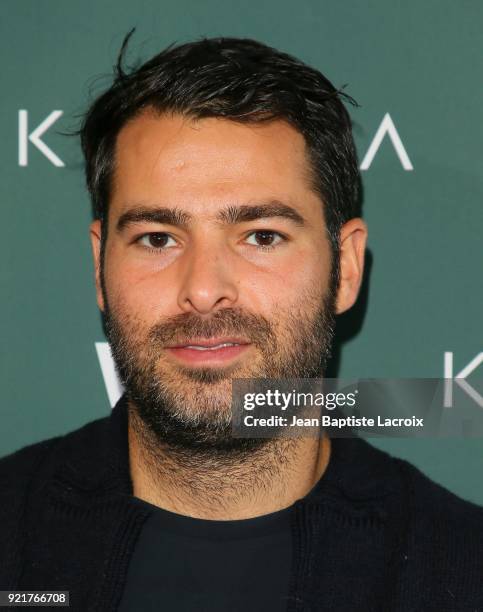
[166,337,251,349]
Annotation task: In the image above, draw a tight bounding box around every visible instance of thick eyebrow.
[217,201,306,226]
[116,207,192,233]
[116,200,306,233]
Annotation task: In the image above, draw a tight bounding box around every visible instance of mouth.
[165,337,252,365]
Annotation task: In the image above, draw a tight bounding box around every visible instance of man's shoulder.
[370,443,483,585]
[392,448,483,525]
[332,436,483,527]
[340,439,483,603]
[0,413,111,496]
[381,447,483,603]
[336,436,483,553]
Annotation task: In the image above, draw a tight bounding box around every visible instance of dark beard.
[102,288,336,458]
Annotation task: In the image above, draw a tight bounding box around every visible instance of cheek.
[104,251,178,323]
[241,246,329,316]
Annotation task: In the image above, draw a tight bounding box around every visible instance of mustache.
[146,308,275,348]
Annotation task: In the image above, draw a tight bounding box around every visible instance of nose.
[176,239,239,315]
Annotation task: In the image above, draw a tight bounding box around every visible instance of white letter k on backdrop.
[18,109,65,167]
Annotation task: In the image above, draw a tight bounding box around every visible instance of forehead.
[110,109,320,220]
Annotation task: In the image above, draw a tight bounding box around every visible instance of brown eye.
[246,231,284,248]
[139,233,176,249]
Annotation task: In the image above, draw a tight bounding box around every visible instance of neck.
[127,407,331,520]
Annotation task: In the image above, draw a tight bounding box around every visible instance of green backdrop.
[1,1,482,503]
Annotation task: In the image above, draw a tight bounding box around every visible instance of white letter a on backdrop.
[360,113,413,171]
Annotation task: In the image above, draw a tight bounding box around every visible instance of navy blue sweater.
[1,394,482,611]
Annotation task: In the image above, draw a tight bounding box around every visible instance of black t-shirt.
[118,499,293,612]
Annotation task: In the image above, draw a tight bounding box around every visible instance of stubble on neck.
[127,401,331,520]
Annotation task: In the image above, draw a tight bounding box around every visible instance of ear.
[89,220,105,312]
[335,218,368,314]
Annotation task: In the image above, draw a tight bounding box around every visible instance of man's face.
[91,111,337,450]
